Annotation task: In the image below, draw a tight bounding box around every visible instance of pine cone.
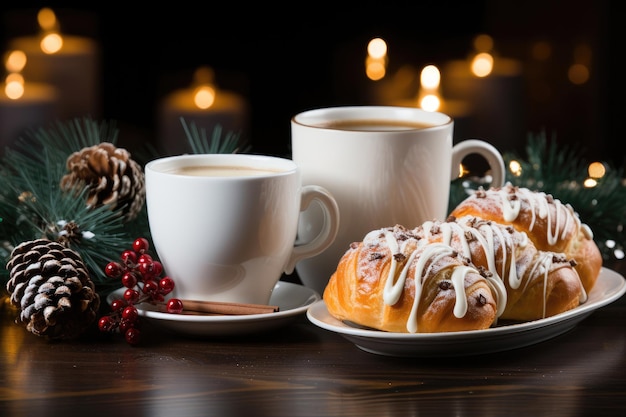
[60,142,146,221]
[5,239,101,340]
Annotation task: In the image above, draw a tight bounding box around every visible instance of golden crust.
[450,183,602,294]
[324,226,499,333]
[420,216,584,321]
[323,186,601,334]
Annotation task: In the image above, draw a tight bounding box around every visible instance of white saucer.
[307,267,626,357]
[107,281,319,337]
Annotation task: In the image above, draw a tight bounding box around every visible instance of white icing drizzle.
[492,183,593,245]
[497,187,521,223]
[425,216,584,320]
[382,231,480,333]
[423,220,510,317]
[382,229,417,306]
[375,208,586,333]
[524,252,553,318]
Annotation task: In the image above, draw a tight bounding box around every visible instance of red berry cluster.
[98,237,183,345]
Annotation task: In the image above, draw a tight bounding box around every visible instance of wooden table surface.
[1,261,625,417]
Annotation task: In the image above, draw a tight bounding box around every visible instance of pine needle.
[180,117,249,154]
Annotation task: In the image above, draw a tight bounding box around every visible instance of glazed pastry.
[449,183,602,294]
[419,216,584,321]
[324,225,501,333]
[323,217,585,333]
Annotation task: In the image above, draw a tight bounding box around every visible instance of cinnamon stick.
[165,299,280,316]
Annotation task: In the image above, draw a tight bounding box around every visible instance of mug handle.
[450,139,506,187]
[284,185,340,274]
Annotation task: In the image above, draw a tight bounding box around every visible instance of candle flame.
[471,52,493,77]
[40,32,63,54]
[38,8,58,31]
[193,85,216,109]
[4,73,25,100]
[420,65,440,89]
[417,65,442,111]
[365,37,388,81]
[367,38,387,59]
[419,94,440,112]
[568,43,592,85]
[365,58,386,81]
[568,63,590,85]
[191,67,217,109]
[5,50,27,73]
[4,51,26,100]
[37,8,63,54]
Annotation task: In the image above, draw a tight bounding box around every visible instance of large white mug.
[145,153,340,304]
[291,106,505,294]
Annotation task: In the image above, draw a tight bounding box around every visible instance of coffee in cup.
[291,105,505,295]
[145,153,340,305]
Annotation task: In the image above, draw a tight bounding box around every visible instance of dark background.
[1,1,623,169]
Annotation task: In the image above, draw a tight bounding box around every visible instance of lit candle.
[158,67,248,156]
[7,8,99,121]
[364,37,389,82]
[0,50,58,154]
[441,34,524,152]
[390,64,472,140]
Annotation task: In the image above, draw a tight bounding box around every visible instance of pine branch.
[0,119,137,293]
[13,117,119,166]
[180,117,250,154]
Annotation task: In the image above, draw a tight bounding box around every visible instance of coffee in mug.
[291,105,505,295]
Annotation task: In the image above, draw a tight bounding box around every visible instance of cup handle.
[284,185,340,274]
[451,139,506,187]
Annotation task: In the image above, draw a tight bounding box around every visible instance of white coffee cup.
[291,105,505,294]
[145,153,340,305]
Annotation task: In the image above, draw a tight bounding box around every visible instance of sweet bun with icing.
[323,216,585,333]
[449,183,602,294]
[323,225,500,333]
[419,215,585,321]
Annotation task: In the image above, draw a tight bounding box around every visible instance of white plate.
[107,281,319,337]
[307,267,626,357]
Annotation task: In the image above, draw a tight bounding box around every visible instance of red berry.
[133,237,150,254]
[166,298,184,314]
[137,253,153,264]
[138,262,154,277]
[110,299,127,312]
[125,327,141,345]
[104,262,123,278]
[158,277,175,294]
[121,271,138,288]
[122,305,139,322]
[151,260,163,276]
[123,288,140,303]
[98,316,115,332]
[143,279,159,295]
[121,249,137,264]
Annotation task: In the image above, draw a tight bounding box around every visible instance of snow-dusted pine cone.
[60,142,146,221]
[5,239,101,340]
